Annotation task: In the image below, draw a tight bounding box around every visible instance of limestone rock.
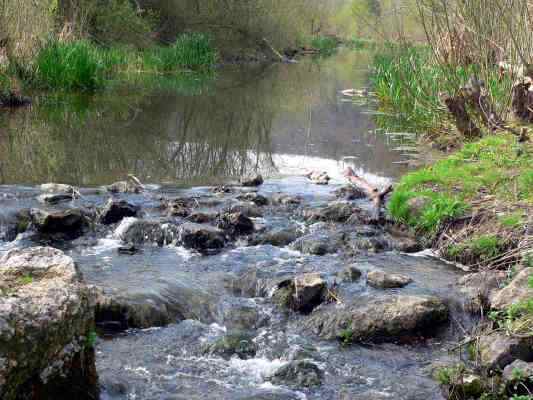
[0,247,98,400]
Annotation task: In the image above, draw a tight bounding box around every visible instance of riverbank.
[368,44,533,399]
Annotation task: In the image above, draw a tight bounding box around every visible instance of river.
[0,49,468,400]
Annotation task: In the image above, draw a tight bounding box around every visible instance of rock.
[478,333,533,370]
[458,271,506,313]
[271,193,301,206]
[406,196,432,219]
[40,183,75,194]
[117,244,141,255]
[290,231,344,255]
[367,270,413,289]
[211,186,234,194]
[502,359,533,384]
[187,212,218,224]
[204,332,257,360]
[305,171,331,185]
[240,174,264,187]
[0,247,98,400]
[107,180,143,194]
[230,202,263,218]
[178,223,225,254]
[334,185,366,200]
[235,389,302,400]
[273,274,327,314]
[30,208,87,240]
[268,360,323,387]
[217,212,254,236]
[166,198,190,217]
[37,193,76,205]
[217,298,266,330]
[114,218,178,246]
[304,295,448,343]
[303,202,355,223]
[99,199,140,225]
[491,268,533,310]
[237,192,269,206]
[338,265,363,282]
[250,227,301,247]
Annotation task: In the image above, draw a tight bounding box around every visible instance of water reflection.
[0,50,412,186]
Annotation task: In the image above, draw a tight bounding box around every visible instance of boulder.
[204,332,257,360]
[491,268,533,310]
[99,199,140,225]
[334,185,366,200]
[303,203,355,223]
[239,174,264,187]
[114,218,178,246]
[165,198,190,217]
[367,270,413,289]
[304,295,448,343]
[458,271,506,313]
[37,193,75,205]
[217,213,254,236]
[107,180,143,194]
[187,212,218,224]
[273,274,327,314]
[40,183,75,194]
[478,333,533,371]
[267,360,323,387]
[217,298,266,330]
[229,202,263,218]
[30,208,87,240]
[0,247,98,400]
[236,192,269,206]
[502,359,533,384]
[178,223,225,254]
[290,231,345,255]
[271,193,301,206]
[250,227,301,247]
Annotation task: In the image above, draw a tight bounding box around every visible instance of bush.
[32,40,113,91]
[146,33,217,71]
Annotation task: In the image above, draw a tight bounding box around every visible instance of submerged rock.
[99,199,140,225]
[338,265,363,282]
[178,223,225,254]
[271,193,301,206]
[30,208,87,240]
[236,192,269,206]
[239,174,264,187]
[165,198,190,217]
[304,295,448,343]
[217,212,254,237]
[230,202,263,218]
[334,185,366,200]
[303,202,356,223]
[0,247,98,400]
[367,270,413,289]
[250,227,301,247]
[204,332,257,360]
[290,231,344,255]
[268,360,324,387]
[491,268,533,310]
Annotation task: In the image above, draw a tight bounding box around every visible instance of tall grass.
[146,34,217,71]
[310,36,339,55]
[371,46,510,133]
[28,33,217,91]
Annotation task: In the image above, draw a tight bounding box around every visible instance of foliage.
[446,235,506,262]
[388,134,533,233]
[434,364,466,386]
[146,34,217,71]
[489,299,533,336]
[32,40,112,90]
[311,36,338,55]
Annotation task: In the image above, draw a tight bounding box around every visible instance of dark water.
[0,50,461,400]
[0,50,414,187]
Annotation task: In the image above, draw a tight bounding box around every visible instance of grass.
[388,134,533,234]
[371,45,511,134]
[490,299,533,337]
[25,34,217,92]
[311,35,339,55]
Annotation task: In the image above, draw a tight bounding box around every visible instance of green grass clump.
[146,33,217,71]
[490,298,533,336]
[33,40,114,91]
[311,36,339,55]
[499,212,525,229]
[446,235,505,262]
[388,134,533,234]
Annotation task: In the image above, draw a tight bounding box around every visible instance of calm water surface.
[0,50,413,187]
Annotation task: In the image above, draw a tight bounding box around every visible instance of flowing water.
[0,50,467,399]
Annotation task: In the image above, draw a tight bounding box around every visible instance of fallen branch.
[343,167,393,222]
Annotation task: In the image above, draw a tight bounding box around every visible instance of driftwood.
[440,93,481,138]
[343,167,393,222]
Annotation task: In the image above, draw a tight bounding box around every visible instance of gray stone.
[30,208,87,240]
[491,268,533,310]
[290,231,344,255]
[458,271,506,313]
[239,174,264,187]
[250,227,301,247]
[0,247,98,400]
[478,333,533,370]
[304,295,448,343]
[204,332,257,360]
[503,360,533,383]
[303,202,355,223]
[178,223,225,254]
[237,192,269,206]
[268,360,323,387]
[217,212,254,236]
[114,218,178,246]
[338,266,363,282]
[99,199,140,225]
[230,202,263,218]
[367,270,413,289]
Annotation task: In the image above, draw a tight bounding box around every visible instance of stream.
[0,49,469,399]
